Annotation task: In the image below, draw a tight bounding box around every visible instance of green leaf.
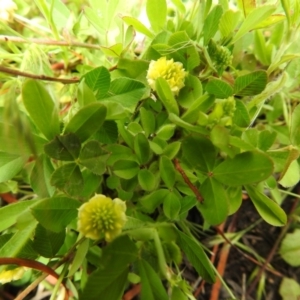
[227,186,243,215]
[44,133,81,161]
[50,163,84,197]
[213,151,274,186]
[84,6,105,35]
[0,221,37,257]
[156,77,179,116]
[279,277,300,300]
[290,104,300,146]
[134,133,151,165]
[138,259,169,300]
[100,43,123,58]
[146,0,167,32]
[140,107,156,137]
[105,144,133,165]
[239,0,256,17]
[156,124,176,140]
[169,113,209,135]
[219,10,241,38]
[203,5,223,45]
[163,141,181,159]
[31,196,81,232]
[253,13,285,30]
[248,74,286,111]
[139,189,170,213]
[233,100,251,127]
[198,177,228,225]
[138,169,156,191]
[100,78,146,112]
[182,136,217,173]
[79,170,102,198]
[258,130,277,151]
[0,199,39,232]
[117,58,149,80]
[22,79,60,140]
[81,236,138,300]
[122,16,154,38]
[163,192,181,220]
[176,230,215,283]
[206,78,233,98]
[210,125,236,157]
[178,75,203,109]
[160,156,176,188]
[77,80,97,107]
[84,66,111,99]
[30,154,55,198]
[231,5,276,44]
[79,141,110,175]
[279,160,300,188]
[245,185,287,226]
[234,71,268,96]
[32,223,65,258]
[0,152,27,183]
[113,160,139,179]
[68,238,89,277]
[64,102,107,142]
[280,229,300,267]
[167,31,200,71]
[95,121,118,144]
[0,122,46,156]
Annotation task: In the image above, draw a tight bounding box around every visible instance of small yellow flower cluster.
[0,267,27,284]
[77,194,127,242]
[0,0,17,23]
[147,57,187,96]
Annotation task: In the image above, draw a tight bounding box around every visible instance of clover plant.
[0,0,299,299]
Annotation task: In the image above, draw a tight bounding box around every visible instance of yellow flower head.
[147,57,187,95]
[0,267,27,284]
[77,194,127,242]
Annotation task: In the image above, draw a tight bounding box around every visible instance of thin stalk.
[0,35,102,50]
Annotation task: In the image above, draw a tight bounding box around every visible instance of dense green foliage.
[0,0,300,299]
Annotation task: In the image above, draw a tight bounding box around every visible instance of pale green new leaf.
[203,5,223,45]
[122,16,154,38]
[146,0,167,32]
[219,10,242,38]
[231,5,276,44]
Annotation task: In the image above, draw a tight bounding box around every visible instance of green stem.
[50,263,69,300]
